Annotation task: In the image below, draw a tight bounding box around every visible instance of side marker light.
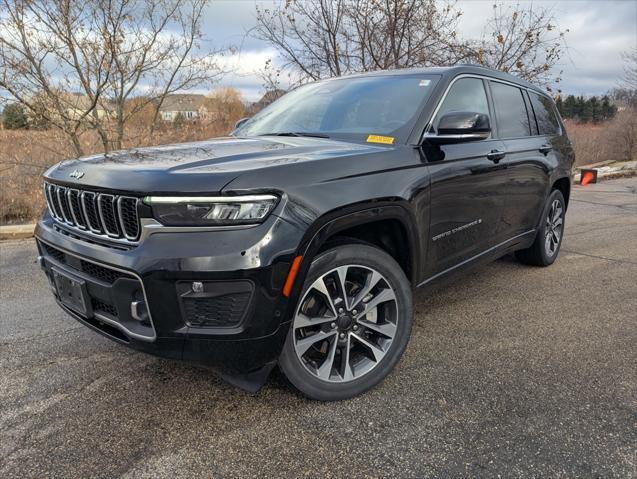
[283,256,303,297]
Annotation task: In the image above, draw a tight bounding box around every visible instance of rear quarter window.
[529,92,561,136]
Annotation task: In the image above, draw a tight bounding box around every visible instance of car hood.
[44,136,387,194]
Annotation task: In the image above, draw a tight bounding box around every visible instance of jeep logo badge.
[69,170,85,179]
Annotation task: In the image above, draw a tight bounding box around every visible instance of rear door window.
[490,82,532,138]
[528,92,561,136]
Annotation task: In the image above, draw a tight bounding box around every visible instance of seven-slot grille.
[44,183,141,242]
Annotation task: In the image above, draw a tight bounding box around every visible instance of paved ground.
[1,178,636,478]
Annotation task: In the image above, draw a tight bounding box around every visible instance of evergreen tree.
[555,96,564,116]
[601,95,617,121]
[589,96,601,123]
[576,96,588,122]
[563,95,577,118]
[559,93,617,123]
[2,103,28,129]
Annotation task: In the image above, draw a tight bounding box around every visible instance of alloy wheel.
[545,199,563,257]
[292,264,398,383]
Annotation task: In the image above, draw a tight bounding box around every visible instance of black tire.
[279,244,413,401]
[515,189,566,266]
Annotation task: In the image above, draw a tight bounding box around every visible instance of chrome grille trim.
[117,196,141,241]
[44,182,140,243]
[81,191,102,234]
[97,194,121,238]
[67,189,87,229]
[56,186,73,224]
[44,184,59,219]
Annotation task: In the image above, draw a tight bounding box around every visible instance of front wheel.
[279,244,413,401]
[515,189,566,266]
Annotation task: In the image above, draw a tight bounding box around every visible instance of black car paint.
[35,66,574,389]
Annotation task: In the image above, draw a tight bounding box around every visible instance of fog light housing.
[177,280,254,328]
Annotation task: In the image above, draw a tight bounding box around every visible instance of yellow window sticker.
[367,135,395,145]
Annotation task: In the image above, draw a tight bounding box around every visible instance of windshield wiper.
[259,132,330,139]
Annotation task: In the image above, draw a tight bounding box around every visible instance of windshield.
[235,74,439,145]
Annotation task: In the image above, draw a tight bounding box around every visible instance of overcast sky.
[202,0,637,101]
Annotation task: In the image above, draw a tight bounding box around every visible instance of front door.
[423,77,510,279]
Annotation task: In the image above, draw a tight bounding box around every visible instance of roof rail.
[454,63,498,71]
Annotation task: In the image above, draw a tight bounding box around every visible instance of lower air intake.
[177,280,253,328]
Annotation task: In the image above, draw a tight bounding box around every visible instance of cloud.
[554,1,636,94]
[197,0,637,97]
[4,0,633,101]
[213,48,279,101]
[454,0,636,95]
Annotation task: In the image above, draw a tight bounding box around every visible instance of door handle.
[487,149,506,163]
[539,144,553,155]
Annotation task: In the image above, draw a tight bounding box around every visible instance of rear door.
[488,81,552,237]
[524,90,564,227]
[424,77,509,278]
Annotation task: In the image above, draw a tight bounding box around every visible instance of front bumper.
[35,212,303,375]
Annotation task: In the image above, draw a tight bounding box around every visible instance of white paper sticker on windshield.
[419,79,431,86]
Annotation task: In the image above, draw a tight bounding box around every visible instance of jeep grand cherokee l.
[36,65,574,400]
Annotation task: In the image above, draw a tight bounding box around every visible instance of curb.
[573,159,637,184]
[0,224,35,240]
[598,170,637,181]
[574,169,637,184]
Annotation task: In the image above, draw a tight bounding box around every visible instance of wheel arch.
[551,176,571,209]
[286,202,420,311]
[317,218,414,282]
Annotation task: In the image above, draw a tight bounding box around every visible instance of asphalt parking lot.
[1,177,636,478]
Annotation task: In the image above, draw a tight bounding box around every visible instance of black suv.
[36,66,574,400]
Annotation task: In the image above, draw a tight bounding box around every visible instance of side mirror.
[424,112,491,144]
[234,117,250,130]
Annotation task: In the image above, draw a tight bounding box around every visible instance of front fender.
[279,201,422,323]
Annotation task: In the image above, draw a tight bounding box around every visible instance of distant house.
[60,92,114,120]
[248,89,287,115]
[158,94,209,122]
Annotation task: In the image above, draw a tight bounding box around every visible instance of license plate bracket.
[52,267,90,317]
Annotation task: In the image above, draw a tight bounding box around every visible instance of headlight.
[143,195,278,226]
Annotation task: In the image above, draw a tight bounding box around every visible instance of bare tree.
[205,87,246,126]
[254,0,466,86]
[612,48,637,107]
[610,109,637,161]
[253,0,351,85]
[0,0,226,156]
[253,0,567,90]
[350,0,468,71]
[470,3,568,92]
[609,48,637,160]
[620,47,637,90]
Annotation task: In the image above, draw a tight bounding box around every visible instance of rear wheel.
[515,189,566,266]
[279,244,413,401]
